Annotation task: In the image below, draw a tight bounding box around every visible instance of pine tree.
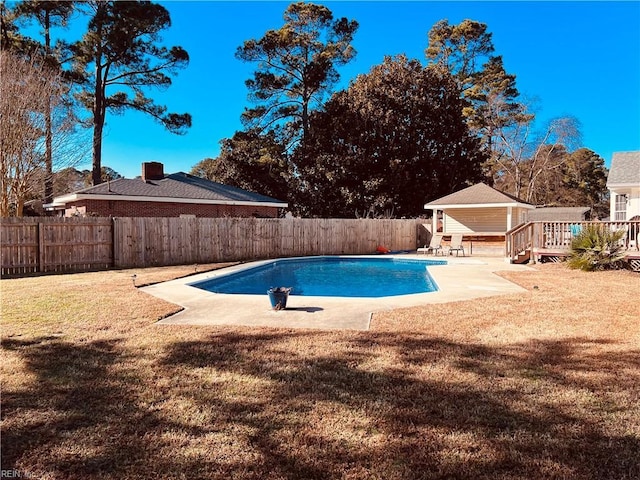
[425,19,530,180]
[71,1,191,185]
[236,2,357,148]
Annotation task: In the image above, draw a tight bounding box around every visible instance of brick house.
[48,162,288,218]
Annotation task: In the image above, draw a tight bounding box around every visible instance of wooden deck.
[505,221,640,270]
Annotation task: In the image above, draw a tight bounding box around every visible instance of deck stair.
[513,249,531,264]
[505,222,534,264]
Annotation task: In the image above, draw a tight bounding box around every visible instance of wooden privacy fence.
[1,217,113,275]
[1,217,422,276]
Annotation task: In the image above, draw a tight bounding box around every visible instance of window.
[615,194,627,221]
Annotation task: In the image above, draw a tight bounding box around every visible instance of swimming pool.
[192,256,446,298]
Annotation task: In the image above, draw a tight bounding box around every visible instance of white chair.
[447,234,465,256]
[417,234,444,255]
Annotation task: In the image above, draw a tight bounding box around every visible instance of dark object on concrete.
[268,287,292,311]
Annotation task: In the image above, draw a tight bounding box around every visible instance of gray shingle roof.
[527,207,590,222]
[67,172,287,205]
[424,183,531,208]
[607,151,640,186]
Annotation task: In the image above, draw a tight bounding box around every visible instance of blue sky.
[79,1,640,178]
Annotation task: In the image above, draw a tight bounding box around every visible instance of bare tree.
[524,117,582,203]
[491,110,534,199]
[13,0,75,204]
[0,51,85,216]
[492,102,582,203]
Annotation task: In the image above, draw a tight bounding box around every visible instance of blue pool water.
[192,256,446,298]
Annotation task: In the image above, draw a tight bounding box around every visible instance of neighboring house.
[526,207,590,222]
[423,183,535,235]
[607,151,640,221]
[47,162,288,218]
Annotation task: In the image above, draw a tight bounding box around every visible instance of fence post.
[112,217,117,268]
[38,221,45,273]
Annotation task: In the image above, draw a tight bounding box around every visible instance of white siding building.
[424,183,534,235]
[607,151,640,221]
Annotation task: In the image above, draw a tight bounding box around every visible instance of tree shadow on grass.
[2,336,221,479]
[158,332,640,480]
[3,331,639,479]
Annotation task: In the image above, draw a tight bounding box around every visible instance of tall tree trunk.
[44,10,53,203]
[45,101,53,200]
[92,86,104,186]
[92,114,103,186]
[0,174,9,217]
[91,8,104,186]
[514,166,522,199]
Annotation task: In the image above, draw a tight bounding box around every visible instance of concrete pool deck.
[141,255,533,331]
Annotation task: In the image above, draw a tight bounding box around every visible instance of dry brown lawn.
[1,262,639,479]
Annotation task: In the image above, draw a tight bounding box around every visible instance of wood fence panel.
[300,219,312,255]
[146,218,163,266]
[1,218,39,275]
[218,218,232,261]
[117,218,138,268]
[253,219,278,260]
[164,218,176,265]
[280,219,295,257]
[1,217,112,275]
[342,220,358,254]
[236,218,254,260]
[157,218,172,266]
[222,218,236,260]
[362,220,377,253]
[198,218,215,262]
[197,218,213,263]
[3,217,423,273]
[214,218,228,261]
[309,219,321,254]
[169,218,191,266]
[296,219,310,255]
[43,218,112,273]
[297,219,307,256]
[329,220,339,253]
[341,219,357,253]
[288,219,301,257]
[326,219,341,254]
[185,217,200,264]
[210,218,226,262]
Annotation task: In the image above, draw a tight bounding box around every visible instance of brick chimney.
[141,162,164,182]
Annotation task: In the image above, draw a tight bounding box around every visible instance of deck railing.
[539,221,640,251]
[505,222,534,261]
[505,220,640,263]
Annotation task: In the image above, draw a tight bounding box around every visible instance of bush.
[567,224,626,271]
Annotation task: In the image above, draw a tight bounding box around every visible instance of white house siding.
[444,207,509,233]
[609,187,640,220]
[632,190,640,219]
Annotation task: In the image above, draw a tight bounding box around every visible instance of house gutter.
[49,193,288,209]
[423,202,535,210]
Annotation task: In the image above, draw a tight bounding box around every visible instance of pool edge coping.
[185,255,447,297]
[140,255,534,331]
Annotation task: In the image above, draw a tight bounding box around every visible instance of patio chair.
[447,233,465,256]
[417,234,444,255]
